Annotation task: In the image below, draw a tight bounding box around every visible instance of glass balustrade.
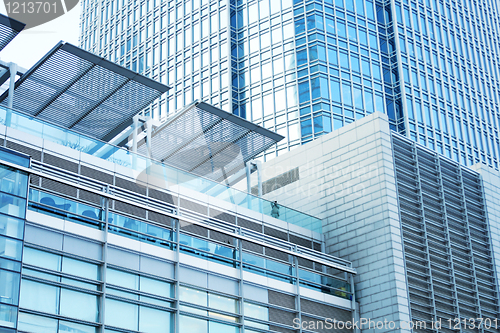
[27,189,351,299]
[0,105,321,233]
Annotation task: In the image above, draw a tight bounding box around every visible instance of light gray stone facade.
[253,112,411,332]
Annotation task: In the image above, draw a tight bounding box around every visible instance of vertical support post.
[255,160,262,197]
[174,218,180,333]
[6,62,17,127]
[146,116,152,159]
[132,115,139,170]
[99,185,110,333]
[132,115,139,154]
[245,161,252,194]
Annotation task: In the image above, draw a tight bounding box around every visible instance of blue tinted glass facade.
[0,149,29,331]
[80,0,500,167]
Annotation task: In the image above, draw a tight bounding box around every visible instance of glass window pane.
[179,286,207,307]
[18,313,57,333]
[106,268,138,290]
[0,303,17,328]
[0,193,26,219]
[139,306,172,333]
[208,294,237,313]
[0,215,24,240]
[0,269,20,305]
[105,299,138,330]
[60,288,98,322]
[209,321,239,333]
[62,257,99,280]
[179,315,207,333]
[19,280,59,314]
[140,276,171,298]
[59,321,97,333]
[0,165,28,197]
[23,247,61,271]
[244,302,268,321]
[0,148,30,168]
[0,236,22,262]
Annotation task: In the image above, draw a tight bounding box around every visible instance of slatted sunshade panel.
[0,14,25,51]
[0,42,169,141]
[137,102,282,182]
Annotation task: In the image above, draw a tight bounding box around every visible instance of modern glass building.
[80,0,500,169]
[0,19,358,333]
[252,111,500,333]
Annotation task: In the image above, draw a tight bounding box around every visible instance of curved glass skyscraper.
[80,0,500,169]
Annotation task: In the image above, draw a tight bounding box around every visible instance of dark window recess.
[179,220,208,237]
[268,326,296,333]
[43,153,79,173]
[268,307,297,326]
[268,290,296,310]
[252,167,299,196]
[237,217,262,232]
[314,262,324,272]
[289,234,312,248]
[210,208,236,224]
[209,229,233,244]
[30,174,40,186]
[148,211,172,228]
[180,198,208,215]
[41,178,77,198]
[115,177,147,195]
[264,226,288,241]
[80,165,113,184]
[242,240,263,254]
[148,188,176,205]
[298,257,314,269]
[313,242,322,251]
[6,140,41,161]
[301,299,353,322]
[78,189,101,205]
[301,314,353,333]
[265,247,289,262]
[114,200,146,219]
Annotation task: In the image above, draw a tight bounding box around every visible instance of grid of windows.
[0,154,29,332]
[81,0,500,170]
[80,0,231,118]
[396,0,500,170]
[80,0,500,168]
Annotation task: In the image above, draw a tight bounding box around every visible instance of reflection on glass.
[59,320,97,333]
[105,298,138,331]
[0,236,23,261]
[20,280,59,315]
[0,269,20,305]
[179,314,207,333]
[0,193,26,219]
[59,288,98,322]
[0,303,17,328]
[23,247,61,271]
[208,294,237,313]
[244,302,268,321]
[140,276,172,298]
[0,215,24,240]
[0,105,321,233]
[106,268,139,290]
[62,257,99,281]
[139,306,172,333]
[18,312,57,332]
[0,165,28,197]
[179,286,207,307]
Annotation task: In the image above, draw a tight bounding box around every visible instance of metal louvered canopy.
[0,41,169,141]
[136,101,283,182]
[0,14,25,52]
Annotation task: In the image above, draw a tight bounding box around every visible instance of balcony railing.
[0,105,322,233]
